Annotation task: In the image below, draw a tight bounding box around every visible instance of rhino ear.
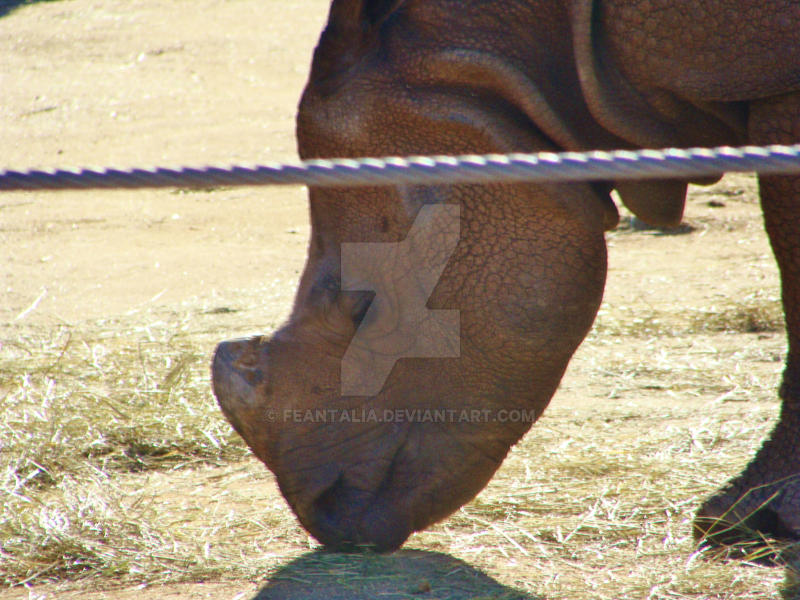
[311,0,405,90]
[329,0,405,31]
[364,0,405,26]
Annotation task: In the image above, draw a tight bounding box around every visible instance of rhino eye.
[351,292,375,326]
[308,273,340,308]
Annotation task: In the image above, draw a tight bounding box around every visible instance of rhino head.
[212,0,616,551]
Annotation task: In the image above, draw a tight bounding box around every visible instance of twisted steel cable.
[2,144,800,191]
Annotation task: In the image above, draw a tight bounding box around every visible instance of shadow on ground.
[252,549,538,600]
[0,0,59,19]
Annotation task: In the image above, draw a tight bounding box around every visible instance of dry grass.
[0,179,794,598]
[592,295,784,338]
[1,300,794,598]
[3,0,793,595]
[0,314,255,586]
[0,318,247,477]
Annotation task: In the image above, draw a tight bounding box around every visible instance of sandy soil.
[2,0,325,329]
[0,1,788,598]
[3,3,328,598]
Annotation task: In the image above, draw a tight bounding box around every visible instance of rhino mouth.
[283,420,416,552]
[303,456,413,552]
[212,332,525,552]
[213,336,417,551]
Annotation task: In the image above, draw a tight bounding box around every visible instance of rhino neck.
[306,0,742,227]
[391,0,691,227]
[568,0,748,226]
[569,0,747,150]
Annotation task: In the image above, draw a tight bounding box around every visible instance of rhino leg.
[695,92,800,548]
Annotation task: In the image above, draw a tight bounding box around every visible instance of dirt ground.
[0,1,791,599]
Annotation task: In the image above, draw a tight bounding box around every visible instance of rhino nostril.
[231,338,263,366]
[213,337,266,388]
[233,351,259,370]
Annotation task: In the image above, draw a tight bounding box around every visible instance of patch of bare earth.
[1,1,794,599]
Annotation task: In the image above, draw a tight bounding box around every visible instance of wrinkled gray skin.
[212,0,800,552]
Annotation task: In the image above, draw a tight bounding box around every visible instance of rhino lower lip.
[309,483,411,552]
[309,473,360,546]
[304,439,411,551]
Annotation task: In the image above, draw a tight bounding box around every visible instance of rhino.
[212,0,800,551]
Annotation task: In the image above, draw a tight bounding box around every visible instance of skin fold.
[212,0,800,552]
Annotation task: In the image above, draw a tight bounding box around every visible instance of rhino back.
[599,0,800,102]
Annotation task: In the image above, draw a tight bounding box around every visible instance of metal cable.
[2,144,800,191]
